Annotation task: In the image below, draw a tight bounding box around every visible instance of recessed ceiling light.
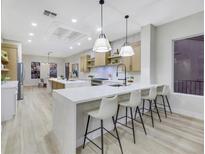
[69,46,73,49]
[77,42,81,46]
[28,39,32,43]
[29,33,34,36]
[96,27,102,32]
[31,22,37,27]
[88,37,92,41]
[71,19,77,23]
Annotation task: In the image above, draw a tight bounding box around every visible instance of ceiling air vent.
[51,27,86,42]
[43,10,57,17]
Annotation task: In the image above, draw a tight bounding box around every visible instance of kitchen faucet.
[116,63,127,86]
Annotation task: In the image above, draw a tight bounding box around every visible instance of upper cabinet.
[79,41,141,72]
[131,41,141,72]
[80,54,89,73]
[121,41,141,72]
[1,43,18,80]
[80,54,95,72]
[94,52,109,67]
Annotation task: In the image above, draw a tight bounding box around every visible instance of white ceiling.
[2,0,204,57]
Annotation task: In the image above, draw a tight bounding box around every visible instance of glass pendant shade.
[120,45,134,57]
[93,0,111,52]
[93,35,111,52]
[120,15,134,57]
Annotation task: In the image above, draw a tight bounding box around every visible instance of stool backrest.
[129,90,141,107]
[148,86,157,100]
[162,85,169,95]
[98,95,118,119]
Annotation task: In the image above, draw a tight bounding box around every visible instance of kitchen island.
[47,78,90,93]
[52,83,161,154]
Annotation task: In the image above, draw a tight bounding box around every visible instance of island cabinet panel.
[95,52,109,66]
[52,81,65,90]
[131,42,141,72]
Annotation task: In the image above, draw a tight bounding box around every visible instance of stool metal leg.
[154,99,161,122]
[115,105,120,124]
[126,107,128,125]
[130,107,136,144]
[83,115,90,148]
[162,95,167,118]
[149,100,154,128]
[142,99,145,115]
[165,96,172,114]
[137,106,147,135]
[112,117,123,154]
[134,106,138,119]
[101,120,104,154]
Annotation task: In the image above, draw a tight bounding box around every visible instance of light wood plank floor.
[1,86,204,154]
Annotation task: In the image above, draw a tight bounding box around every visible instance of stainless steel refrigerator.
[17,63,24,100]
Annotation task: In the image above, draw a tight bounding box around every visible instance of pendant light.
[120,15,134,57]
[93,0,111,52]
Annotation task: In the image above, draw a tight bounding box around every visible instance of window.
[174,35,204,96]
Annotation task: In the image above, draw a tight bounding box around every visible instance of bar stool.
[142,86,161,128]
[156,85,172,118]
[83,95,123,154]
[115,90,147,144]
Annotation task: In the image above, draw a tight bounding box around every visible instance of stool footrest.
[103,128,118,140]
[117,121,133,129]
[87,127,101,135]
[86,137,102,150]
[117,115,143,125]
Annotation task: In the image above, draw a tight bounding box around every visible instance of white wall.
[65,33,141,81]
[141,24,156,84]
[155,12,204,119]
[23,55,65,86]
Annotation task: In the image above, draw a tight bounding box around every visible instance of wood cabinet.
[121,41,141,72]
[52,81,65,90]
[79,41,140,72]
[95,52,109,66]
[131,41,141,72]
[121,56,132,71]
[80,54,90,72]
[1,43,18,80]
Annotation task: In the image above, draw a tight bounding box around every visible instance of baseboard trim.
[171,107,203,120]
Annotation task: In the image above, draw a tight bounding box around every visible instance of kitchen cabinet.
[121,56,132,71]
[52,81,65,90]
[80,54,90,72]
[121,41,141,72]
[95,52,109,66]
[1,43,18,80]
[1,81,18,122]
[131,41,141,72]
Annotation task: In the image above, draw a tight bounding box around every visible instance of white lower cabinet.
[1,82,18,122]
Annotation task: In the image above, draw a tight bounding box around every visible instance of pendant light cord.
[125,15,129,45]
[126,17,127,44]
[101,4,103,35]
[99,0,104,36]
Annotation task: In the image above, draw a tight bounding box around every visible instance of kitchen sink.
[109,84,124,87]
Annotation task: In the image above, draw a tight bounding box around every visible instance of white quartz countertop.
[1,81,18,89]
[54,83,161,104]
[49,78,89,84]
